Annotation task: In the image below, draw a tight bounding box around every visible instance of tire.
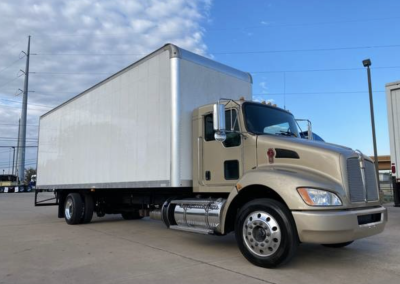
[64,193,84,225]
[121,211,143,220]
[322,241,354,248]
[81,193,94,224]
[235,198,298,268]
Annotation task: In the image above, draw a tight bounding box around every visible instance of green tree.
[24,168,36,185]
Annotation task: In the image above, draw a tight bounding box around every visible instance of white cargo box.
[386,81,400,180]
[37,44,252,189]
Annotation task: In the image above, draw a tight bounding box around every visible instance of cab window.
[204,109,241,147]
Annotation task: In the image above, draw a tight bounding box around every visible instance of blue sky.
[0,0,399,172]
[204,0,400,156]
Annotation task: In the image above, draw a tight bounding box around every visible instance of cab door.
[201,109,243,191]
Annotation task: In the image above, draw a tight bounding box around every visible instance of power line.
[0,98,54,108]
[0,146,37,148]
[206,16,400,32]
[0,57,24,74]
[0,136,38,140]
[30,71,111,75]
[0,103,51,110]
[0,123,38,127]
[33,53,144,56]
[251,65,400,74]
[25,16,400,38]
[211,44,400,55]
[31,43,400,56]
[254,90,386,96]
[0,74,24,89]
[0,159,36,166]
[28,65,400,77]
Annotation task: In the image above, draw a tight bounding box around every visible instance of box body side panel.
[37,51,172,188]
[387,84,400,179]
[178,59,252,181]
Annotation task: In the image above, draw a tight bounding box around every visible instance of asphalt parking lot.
[0,193,399,284]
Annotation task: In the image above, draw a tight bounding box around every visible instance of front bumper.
[292,206,387,244]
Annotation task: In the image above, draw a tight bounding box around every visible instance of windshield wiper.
[277,130,297,137]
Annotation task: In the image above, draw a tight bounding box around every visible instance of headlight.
[297,187,342,206]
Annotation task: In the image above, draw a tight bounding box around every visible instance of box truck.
[35,44,387,267]
[386,80,400,206]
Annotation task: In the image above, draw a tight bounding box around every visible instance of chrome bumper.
[292,206,387,244]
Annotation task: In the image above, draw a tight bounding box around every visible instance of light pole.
[362,59,380,191]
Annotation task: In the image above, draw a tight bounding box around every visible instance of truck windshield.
[243,103,299,137]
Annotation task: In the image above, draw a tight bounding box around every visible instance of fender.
[219,165,345,234]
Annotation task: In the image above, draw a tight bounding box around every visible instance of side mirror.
[213,103,226,142]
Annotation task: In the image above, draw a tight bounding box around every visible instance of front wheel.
[235,198,298,268]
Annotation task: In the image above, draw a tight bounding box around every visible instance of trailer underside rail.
[35,189,59,206]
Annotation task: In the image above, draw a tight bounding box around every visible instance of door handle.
[205,171,211,181]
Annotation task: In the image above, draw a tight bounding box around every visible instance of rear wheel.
[81,193,94,224]
[235,198,298,268]
[322,241,354,248]
[121,211,143,220]
[64,193,84,225]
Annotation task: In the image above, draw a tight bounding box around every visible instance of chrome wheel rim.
[243,211,281,257]
[65,198,73,220]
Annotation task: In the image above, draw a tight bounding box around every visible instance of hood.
[256,135,358,185]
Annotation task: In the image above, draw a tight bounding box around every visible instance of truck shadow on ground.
[88,215,382,270]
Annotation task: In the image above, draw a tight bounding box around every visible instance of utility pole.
[11,147,16,176]
[17,35,31,183]
[15,118,21,181]
[362,59,380,191]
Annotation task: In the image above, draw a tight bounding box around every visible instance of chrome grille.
[347,157,379,203]
[347,158,365,202]
[365,161,379,201]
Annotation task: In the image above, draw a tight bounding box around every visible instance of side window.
[203,109,241,147]
[224,110,241,147]
[204,114,215,141]
[224,160,239,180]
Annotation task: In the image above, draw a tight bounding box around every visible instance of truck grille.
[347,158,379,203]
[365,160,379,201]
[347,158,365,202]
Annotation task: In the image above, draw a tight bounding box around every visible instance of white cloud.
[259,81,268,93]
[0,0,212,171]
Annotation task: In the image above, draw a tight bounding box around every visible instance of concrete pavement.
[0,193,399,284]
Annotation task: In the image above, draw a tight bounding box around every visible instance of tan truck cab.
[191,99,386,266]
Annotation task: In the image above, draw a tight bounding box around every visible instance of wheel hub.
[65,199,73,220]
[243,211,281,257]
[253,226,267,242]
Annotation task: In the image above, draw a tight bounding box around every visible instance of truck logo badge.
[267,148,275,164]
